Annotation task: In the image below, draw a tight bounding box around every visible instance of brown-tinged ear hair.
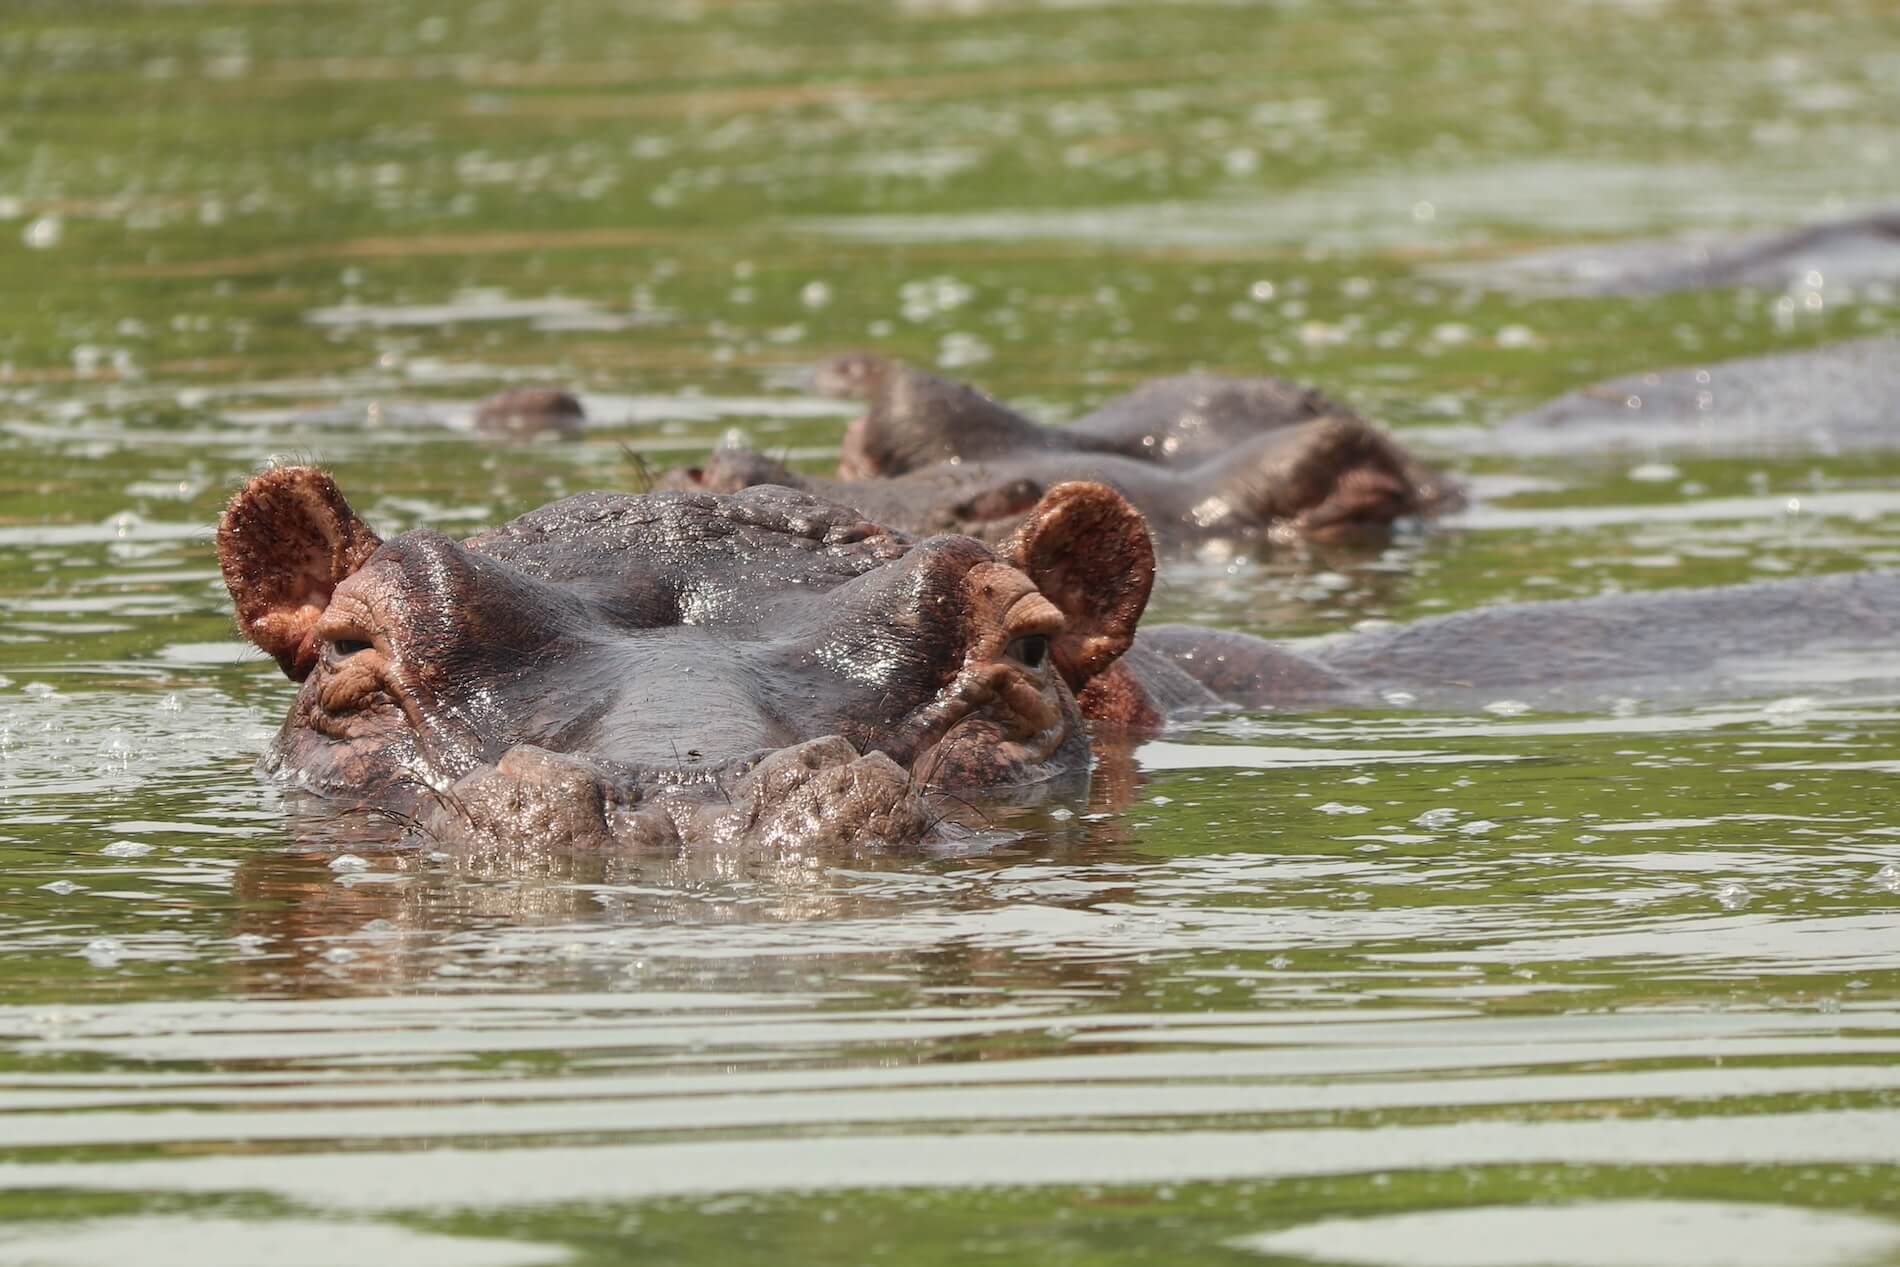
[1003,481,1154,690]
[217,466,382,681]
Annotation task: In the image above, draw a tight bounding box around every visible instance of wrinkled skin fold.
[219,467,1154,851]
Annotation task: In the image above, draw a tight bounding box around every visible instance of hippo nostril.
[1008,633,1049,669]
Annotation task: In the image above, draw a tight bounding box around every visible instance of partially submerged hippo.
[221,466,1900,852]
[220,466,1154,850]
[1460,208,1900,297]
[1483,337,1900,458]
[671,360,1459,546]
[813,353,1353,472]
[473,386,586,439]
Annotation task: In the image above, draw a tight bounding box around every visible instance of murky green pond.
[5,1,1900,1263]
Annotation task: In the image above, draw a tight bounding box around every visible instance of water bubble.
[1410,200,1436,223]
[938,331,993,367]
[22,216,61,249]
[98,728,134,767]
[82,939,124,968]
[322,947,359,965]
[1456,819,1499,836]
[1381,690,1417,706]
[1715,880,1753,909]
[1413,807,1459,829]
[232,933,268,955]
[799,280,832,309]
[1248,280,1276,302]
[328,853,371,874]
[39,879,81,895]
[1496,324,1536,348]
[1629,462,1680,483]
[1482,699,1531,717]
[101,841,153,859]
[1873,863,1900,894]
[1315,801,1371,815]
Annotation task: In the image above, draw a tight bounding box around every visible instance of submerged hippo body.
[1465,209,1900,298]
[220,467,1154,851]
[680,360,1458,547]
[1485,337,1900,458]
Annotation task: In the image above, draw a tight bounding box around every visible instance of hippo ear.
[1003,481,1154,689]
[217,466,382,682]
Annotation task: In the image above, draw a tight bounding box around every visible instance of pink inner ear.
[1005,481,1155,688]
[218,466,382,681]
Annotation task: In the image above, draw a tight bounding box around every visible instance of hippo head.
[217,467,1154,850]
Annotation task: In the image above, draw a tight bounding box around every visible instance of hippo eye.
[329,637,372,659]
[1007,634,1049,669]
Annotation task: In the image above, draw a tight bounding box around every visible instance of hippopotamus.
[1460,208,1900,297]
[220,466,1900,852]
[667,359,1460,546]
[473,386,586,439]
[219,466,1156,851]
[812,353,1354,473]
[1480,337,1900,458]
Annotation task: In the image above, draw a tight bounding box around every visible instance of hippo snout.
[423,738,938,851]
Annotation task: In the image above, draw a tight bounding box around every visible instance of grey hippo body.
[1485,337,1900,458]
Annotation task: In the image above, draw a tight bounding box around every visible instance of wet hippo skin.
[1485,337,1900,458]
[220,466,1155,851]
[813,353,1349,471]
[220,467,1900,851]
[671,359,1460,548]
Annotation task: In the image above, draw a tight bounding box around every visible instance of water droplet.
[82,938,124,968]
[22,216,62,249]
[1873,863,1900,894]
[1715,880,1752,909]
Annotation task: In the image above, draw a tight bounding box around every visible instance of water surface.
[3,0,1900,1262]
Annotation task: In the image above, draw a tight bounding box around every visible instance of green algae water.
[5,1,1900,1263]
